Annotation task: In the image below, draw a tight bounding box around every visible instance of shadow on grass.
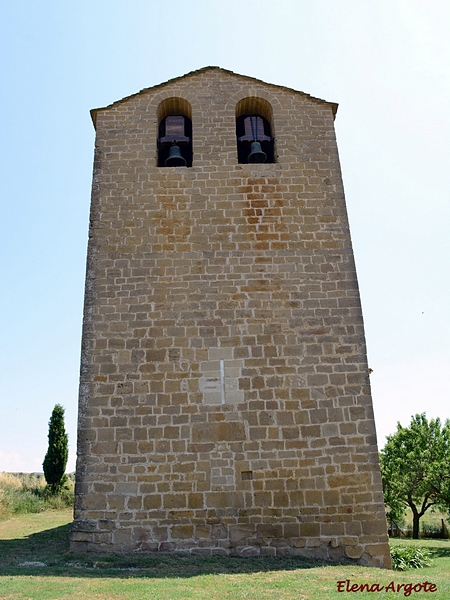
[0,523,322,579]
[427,545,450,559]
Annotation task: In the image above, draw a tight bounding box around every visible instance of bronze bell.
[165,143,187,167]
[247,141,267,164]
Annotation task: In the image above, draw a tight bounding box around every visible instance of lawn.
[0,510,449,599]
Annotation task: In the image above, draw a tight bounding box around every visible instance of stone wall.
[71,68,391,568]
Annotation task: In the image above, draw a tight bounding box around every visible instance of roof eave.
[90,66,338,129]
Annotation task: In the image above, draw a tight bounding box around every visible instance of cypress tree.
[43,404,68,494]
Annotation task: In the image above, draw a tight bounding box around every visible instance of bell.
[165,143,187,167]
[247,141,267,164]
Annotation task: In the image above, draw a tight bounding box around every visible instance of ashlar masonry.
[71,67,391,568]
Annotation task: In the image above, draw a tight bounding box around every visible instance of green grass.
[1,510,450,599]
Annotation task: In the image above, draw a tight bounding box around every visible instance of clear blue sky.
[1,0,449,472]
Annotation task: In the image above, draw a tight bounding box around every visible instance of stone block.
[187,443,215,453]
[328,472,371,489]
[194,526,210,539]
[300,425,321,438]
[253,491,272,507]
[107,495,125,510]
[300,523,320,537]
[283,523,300,537]
[171,525,194,539]
[143,494,162,510]
[273,492,289,507]
[113,528,132,546]
[192,422,246,443]
[238,546,260,557]
[159,542,176,552]
[127,496,142,510]
[345,545,364,559]
[305,490,323,505]
[206,491,244,509]
[256,523,283,538]
[145,349,167,362]
[209,347,234,360]
[229,524,255,546]
[321,522,344,536]
[361,519,387,536]
[289,491,304,506]
[163,494,187,509]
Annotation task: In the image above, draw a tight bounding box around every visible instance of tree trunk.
[412,512,420,539]
[408,496,433,540]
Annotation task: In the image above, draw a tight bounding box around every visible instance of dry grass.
[0,472,74,520]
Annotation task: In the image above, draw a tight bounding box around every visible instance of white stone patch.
[199,349,245,405]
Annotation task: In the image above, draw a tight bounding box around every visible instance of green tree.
[43,404,69,494]
[380,413,450,539]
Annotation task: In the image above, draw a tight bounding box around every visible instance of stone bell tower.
[71,67,391,568]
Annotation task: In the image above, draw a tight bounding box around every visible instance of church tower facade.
[71,68,391,567]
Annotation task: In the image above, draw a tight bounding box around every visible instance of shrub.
[421,523,442,538]
[390,546,432,570]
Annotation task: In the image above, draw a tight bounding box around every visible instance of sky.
[0,0,449,473]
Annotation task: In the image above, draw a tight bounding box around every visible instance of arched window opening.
[158,115,192,167]
[236,114,274,164]
[157,97,193,167]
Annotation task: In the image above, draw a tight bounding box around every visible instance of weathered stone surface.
[71,67,391,568]
[192,422,246,443]
[345,545,365,559]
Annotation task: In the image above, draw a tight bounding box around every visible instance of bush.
[390,546,432,570]
[421,523,442,538]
